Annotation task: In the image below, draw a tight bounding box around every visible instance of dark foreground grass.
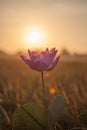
[0,54,87,130]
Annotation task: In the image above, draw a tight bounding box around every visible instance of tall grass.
[0,54,87,129]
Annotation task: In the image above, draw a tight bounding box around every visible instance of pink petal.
[50,50,58,57]
[50,48,56,54]
[20,55,48,71]
[28,49,31,56]
[45,48,49,54]
[28,50,41,62]
[27,60,48,71]
[28,50,39,57]
[40,51,45,59]
[20,48,60,71]
[43,50,58,66]
[46,56,60,71]
[20,55,29,64]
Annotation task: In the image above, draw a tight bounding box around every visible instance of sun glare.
[26,29,42,45]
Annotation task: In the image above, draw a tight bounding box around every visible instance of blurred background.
[0,0,87,130]
[0,0,87,54]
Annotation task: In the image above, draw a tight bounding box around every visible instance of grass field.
[0,53,87,130]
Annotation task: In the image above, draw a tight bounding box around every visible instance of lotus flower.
[20,48,60,71]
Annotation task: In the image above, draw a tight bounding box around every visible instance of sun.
[26,29,42,45]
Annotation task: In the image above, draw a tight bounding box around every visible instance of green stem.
[41,71,46,108]
[41,71,48,130]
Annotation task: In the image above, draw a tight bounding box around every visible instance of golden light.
[49,87,56,95]
[26,29,43,45]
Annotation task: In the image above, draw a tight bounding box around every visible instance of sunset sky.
[0,0,87,54]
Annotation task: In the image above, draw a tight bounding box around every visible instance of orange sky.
[0,0,87,54]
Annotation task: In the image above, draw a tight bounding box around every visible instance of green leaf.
[13,102,46,130]
[49,95,66,123]
[79,111,87,126]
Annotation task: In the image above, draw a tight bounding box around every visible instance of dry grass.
[0,54,87,130]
